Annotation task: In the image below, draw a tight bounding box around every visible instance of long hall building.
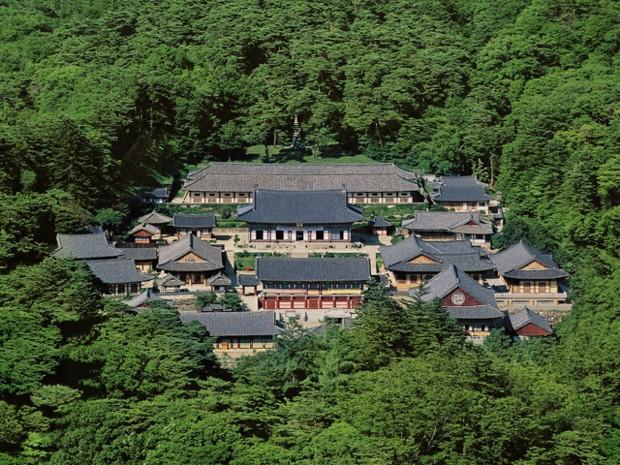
[236,189,363,243]
[256,256,371,310]
[183,162,424,204]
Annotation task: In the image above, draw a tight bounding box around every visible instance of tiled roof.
[184,162,420,193]
[435,176,493,202]
[157,235,223,272]
[490,241,568,280]
[446,306,505,320]
[414,265,499,309]
[509,307,553,334]
[137,211,173,225]
[53,232,123,260]
[173,213,216,229]
[412,265,503,321]
[236,189,364,224]
[158,273,184,287]
[238,274,259,286]
[207,272,232,286]
[403,211,492,235]
[371,216,393,228]
[143,187,170,200]
[257,256,371,282]
[380,237,494,273]
[119,247,158,261]
[179,310,281,337]
[124,289,161,308]
[86,258,152,284]
[128,223,160,236]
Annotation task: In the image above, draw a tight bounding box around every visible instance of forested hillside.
[1,0,619,464]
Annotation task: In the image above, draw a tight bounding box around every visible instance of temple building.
[118,247,158,272]
[179,310,281,355]
[53,231,123,260]
[207,271,232,293]
[156,234,224,287]
[413,265,505,341]
[183,162,424,204]
[370,216,393,236]
[508,307,553,338]
[85,258,151,295]
[157,273,184,293]
[137,210,173,228]
[256,256,370,310]
[142,187,170,204]
[431,176,493,213]
[402,211,493,247]
[490,241,569,306]
[380,236,495,291]
[172,213,216,239]
[52,232,150,295]
[127,223,161,245]
[236,189,363,243]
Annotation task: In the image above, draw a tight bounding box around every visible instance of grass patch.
[301,154,378,164]
[361,203,427,227]
[308,252,365,258]
[234,251,286,271]
[376,254,384,270]
[390,234,405,244]
[155,204,245,219]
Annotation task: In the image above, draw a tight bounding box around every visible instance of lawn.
[155,204,247,222]
[300,154,377,164]
[308,252,365,258]
[361,203,428,227]
[234,251,286,271]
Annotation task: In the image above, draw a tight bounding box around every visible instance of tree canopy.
[1,0,619,463]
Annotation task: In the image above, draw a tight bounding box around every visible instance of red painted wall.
[441,288,481,307]
[260,296,363,310]
[516,323,551,337]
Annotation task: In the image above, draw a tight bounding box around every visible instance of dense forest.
[0,0,619,464]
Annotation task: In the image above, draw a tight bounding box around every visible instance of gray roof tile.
[86,258,152,284]
[238,274,259,286]
[53,232,123,260]
[119,247,158,261]
[143,187,170,200]
[207,272,232,286]
[403,211,492,235]
[158,273,184,287]
[184,162,420,193]
[157,235,223,272]
[179,310,281,337]
[435,176,492,202]
[371,216,392,228]
[237,189,364,224]
[380,237,494,273]
[257,256,371,282]
[173,213,216,229]
[124,289,161,308]
[128,223,160,236]
[137,211,173,225]
[412,265,503,320]
[415,265,499,309]
[446,306,505,320]
[509,307,553,334]
[491,241,568,280]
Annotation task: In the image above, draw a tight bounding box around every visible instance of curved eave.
[503,270,569,280]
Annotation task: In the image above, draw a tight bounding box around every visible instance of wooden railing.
[262,288,363,296]
[495,292,567,299]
